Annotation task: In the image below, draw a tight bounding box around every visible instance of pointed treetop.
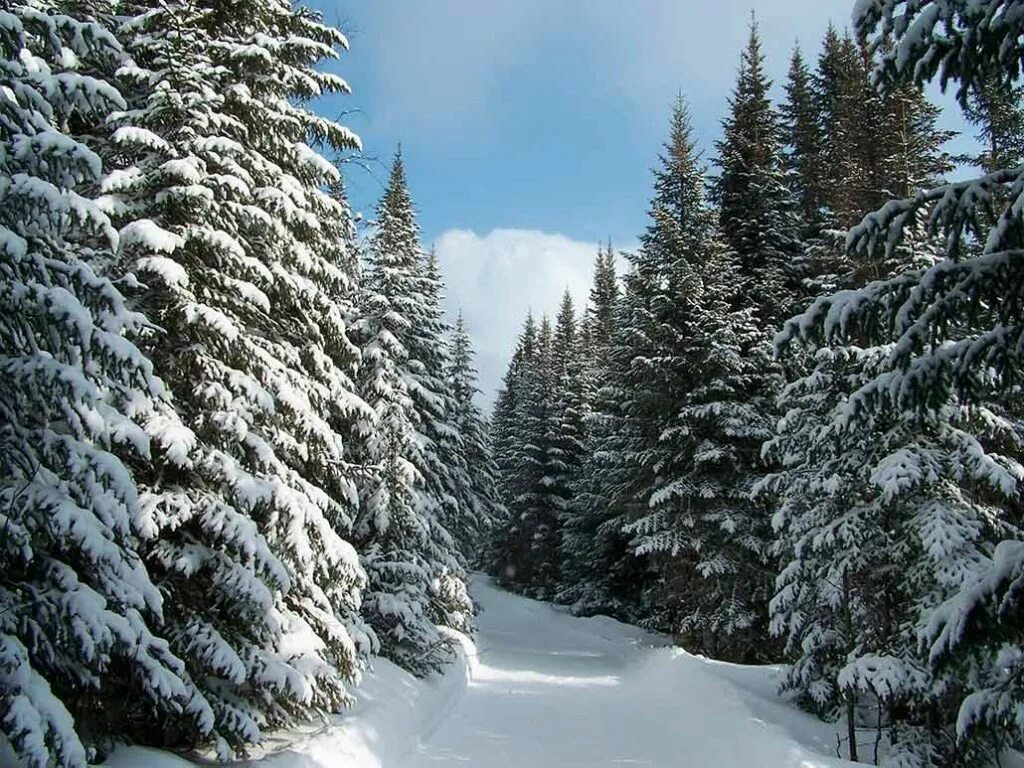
[640,95,712,269]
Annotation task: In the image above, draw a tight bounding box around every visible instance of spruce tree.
[714,17,801,328]
[586,242,618,352]
[447,313,502,564]
[621,99,779,657]
[1,7,201,764]
[782,44,825,245]
[771,2,1024,759]
[763,342,1022,765]
[563,99,708,623]
[558,248,623,607]
[355,153,469,675]
[963,73,1024,174]
[103,0,371,751]
[491,314,564,598]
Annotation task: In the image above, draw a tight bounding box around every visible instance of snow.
[101,576,863,767]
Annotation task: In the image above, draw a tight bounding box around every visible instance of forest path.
[398,576,853,768]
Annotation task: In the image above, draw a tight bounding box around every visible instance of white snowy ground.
[105,575,868,768]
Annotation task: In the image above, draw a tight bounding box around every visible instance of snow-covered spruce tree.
[620,106,779,659]
[547,292,588,586]
[489,314,536,586]
[412,249,478,576]
[802,27,952,295]
[447,313,502,564]
[963,72,1024,175]
[799,26,876,295]
[714,17,802,329]
[763,339,1023,765]
[491,315,564,598]
[564,98,711,627]
[766,2,1024,760]
[490,314,536,511]
[557,245,625,607]
[584,241,618,353]
[98,0,371,753]
[354,153,470,674]
[1,6,206,765]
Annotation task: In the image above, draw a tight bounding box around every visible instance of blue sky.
[310,0,972,405]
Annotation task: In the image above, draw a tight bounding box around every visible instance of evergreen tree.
[491,315,563,598]
[781,44,825,245]
[0,7,201,764]
[104,0,371,751]
[562,99,708,623]
[558,248,624,607]
[447,313,502,564]
[490,313,537,520]
[619,97,779,658]
[771,2,1024,759]
[585,242,618,352]
[963,73,1024,174]
[355,153,469,675]
[714,17,801,328]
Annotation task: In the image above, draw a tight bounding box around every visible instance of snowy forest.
[3,1,1024,767]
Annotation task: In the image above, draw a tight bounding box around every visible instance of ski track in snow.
[103,575,866,768]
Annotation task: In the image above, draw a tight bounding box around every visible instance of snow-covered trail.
[102,576,858,768]
[400,577,854,768]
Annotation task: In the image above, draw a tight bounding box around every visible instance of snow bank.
[100,630,476,768]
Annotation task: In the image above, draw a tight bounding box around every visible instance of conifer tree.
[769,2,1024,759]
[782,45,825,245]
[562,99,708,623]
[447,313,502,563]
[491,314,537,519]
[102,0,372,751]
[490,314,564,598]
[714,17,801,328]
[354,153,471,673]
[1,7,202,764]
[558,248,625,607]
[763,342,1022,764]
[585,242,618,352]
[620,98,779,657]
[963,73,1024,174]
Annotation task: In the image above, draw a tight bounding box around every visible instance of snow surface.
[103,575,866,767]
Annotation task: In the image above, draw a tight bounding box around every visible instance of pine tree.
[1,6,202,765]
[714,16,801,328]
[549,291,588,577]
[355,153,469,675]
[558,248,624,607]
[491,314,564,598]
[491,314,537,520]
[763,339,1023,764]
[612,94,780,657]
[102,0,371,752]
[585,242,618,352]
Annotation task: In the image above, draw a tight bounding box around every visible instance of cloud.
[435,228,610,409]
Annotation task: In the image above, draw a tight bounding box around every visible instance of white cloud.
[435,228,611,409]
